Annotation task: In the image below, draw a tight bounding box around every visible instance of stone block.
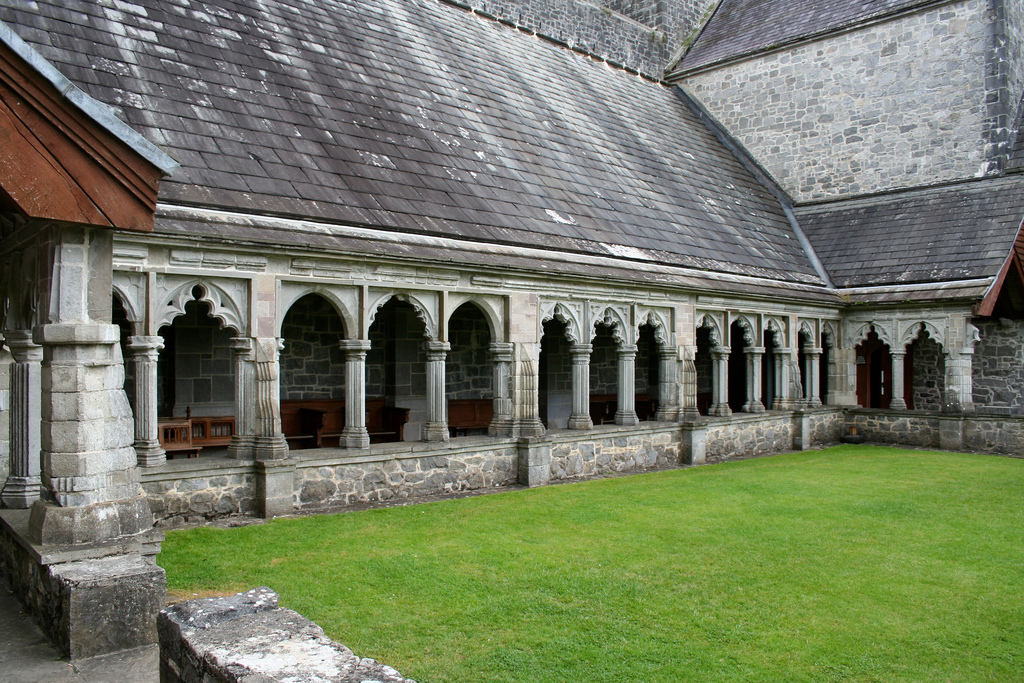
[518,437,551,487]
[257,459,296,518]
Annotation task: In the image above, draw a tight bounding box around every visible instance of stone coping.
[845,408,1022,422]
[0,509,164,566]
[700,406,842,427]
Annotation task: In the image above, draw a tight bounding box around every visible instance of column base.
[488,418,516,437]
[134,441,166,468]
[742,402,766,413]
[0,509,165,660]
[422,422,450,442]
[253,435,289,461]
[28,495,154,546]
[888,398,907,410]
[806,398,823,408]
[710,404,732,417]
[566,414,594,430]
[681,407,703,422]
[342,427,370,449]
[513,418,546,438]
[654,407,681,422]
[615,411,640,426]
[227,435,256,459]
[1,476,41,509]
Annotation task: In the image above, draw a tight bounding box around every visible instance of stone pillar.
[252,338,289,460]
[681,346,701,421]
[567,343,593,430]
[422,340,450,442]
[943,348,975,413]
[805,349,822,408]
[889,349,907,410]
[742,346,765,413]
[339,339,371,449]
[511,343,545,437]
[28,323,152,545]
[489,342,515,436]
[227,337,255,459]
[829,346,859,406]
[655,346,681,421]
[709,346,732,417]
[1,331,43,508]
[615,344,640,426]
[517,437,551,487]
[125,336,165,467]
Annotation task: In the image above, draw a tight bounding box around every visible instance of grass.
[158,445,1024,681]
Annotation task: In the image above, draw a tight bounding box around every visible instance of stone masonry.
[281,294,347,401]
[972,318,1024,413]
[681,0,996,201]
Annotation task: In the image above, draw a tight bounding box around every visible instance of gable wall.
[680,0,996,202]
[453,0,716,77]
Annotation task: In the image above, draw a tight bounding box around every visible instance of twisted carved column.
[340,339,371,448]
[1,331,42,508]
[126,335,165,467]
[422,340,450,442]
[567,343,593,430]
[253,338,289,460]
[489,342,515,436]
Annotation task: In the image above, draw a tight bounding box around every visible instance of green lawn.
[158,445,1024,682]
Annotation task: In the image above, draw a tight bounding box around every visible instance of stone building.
[0,0,1022,658]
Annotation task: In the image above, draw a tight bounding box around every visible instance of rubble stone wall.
[548,424,683,479]
[703,412,795,462]
[142,463,258,527]
[972,319,1024,414]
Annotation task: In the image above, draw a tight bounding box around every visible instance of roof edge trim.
[0,19,178,176]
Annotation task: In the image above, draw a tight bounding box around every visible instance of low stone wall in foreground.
[159,587,415,683]
[847,410,1024,455]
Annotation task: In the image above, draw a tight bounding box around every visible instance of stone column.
[829,346,859,406]
[889,349,907,410]
[742,346,765,413]
[681,346,701,421]
[422,340,450,442]
[339,339,371,448]
[126,335,165,467]
[805,349,822,407]
[511,343,545,437]
[655,346,681,421]
[943,348,975,413]
[28,323,152,544]
[1,331,43,508]
[252,337,289,460]
[709,346,732,417]
[567,343,593,430]
[227,337,256,459]
[615,344,640,426]
[489,342,515,436]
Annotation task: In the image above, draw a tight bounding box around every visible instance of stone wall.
[806,408,844,446]
[910,333,944,411]
[994,0,1024,170]
[159,588,413,683]
[681,0,996,201]
[280,294,346,400]
[142,461,258,527]
[590,325,620,394]
[549,423,683,478]
[847,410,942,448]
[848,409,1024,455]
[161,300,235,417]
[972,318,1024,414]
[703,412,795,462]
[294,440,519,509]
[446,305,493,400]
[451,0,717,79]
[962,415,1024,454]
[1006,0,1024,137]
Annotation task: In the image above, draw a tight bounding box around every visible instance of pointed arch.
[696,311,723,346]
[540,302,584,345]
[447,293,503,342]
[277,283,356,338]
[111,275,144,336]
[900,320,945,348]
[636,307,671,347]
[592,305,629,346]
[733,315,757,346]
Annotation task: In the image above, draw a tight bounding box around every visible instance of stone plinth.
[0,509,165,660]
[158,588,414,683]
[518,437,551,487]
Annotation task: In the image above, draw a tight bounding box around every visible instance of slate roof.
[672,0,939,75]
[0,0,823,286]
[797,176,1024,288]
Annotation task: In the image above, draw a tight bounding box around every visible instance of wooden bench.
[448,398,493,437]
[159,414,201,458]
[281,398,409,448]
[190,415,235,448]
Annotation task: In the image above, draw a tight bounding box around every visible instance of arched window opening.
[446,303,493,437]
[539,318,571,429]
